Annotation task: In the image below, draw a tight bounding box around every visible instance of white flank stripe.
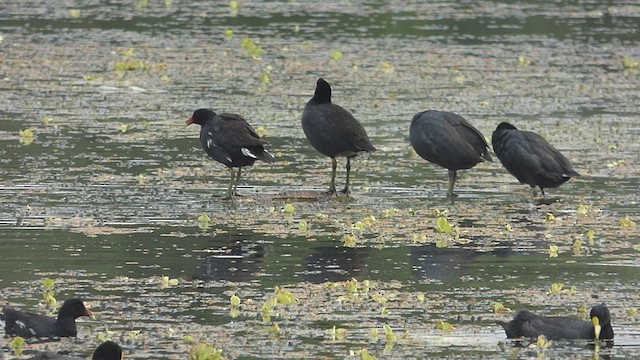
[241,147,258,159]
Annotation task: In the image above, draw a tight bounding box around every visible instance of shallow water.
[1,1,639,359]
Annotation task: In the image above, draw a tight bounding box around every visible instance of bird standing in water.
[186,109,275,200]
[409,110,492,196]
[302,78,376,196]
[492,122,579,197]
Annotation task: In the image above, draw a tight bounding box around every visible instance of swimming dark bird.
[1,298,93,338]
[409,110,492,196]
[496,305,613,340]
[92,341,123,360]
[186,108,275,199]
[491,122,579,197]
[302,78,376,195]
[22,340,123,360]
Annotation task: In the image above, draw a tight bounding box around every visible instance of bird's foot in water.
[339,187,351,197]
[323,186,338,196]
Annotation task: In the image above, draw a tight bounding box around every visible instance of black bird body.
[187,109,275,199]
[409,110,492,196]
[492,122,579,196]
[302,78,376,195]
[496,305,613,340]
[1,298,93,338]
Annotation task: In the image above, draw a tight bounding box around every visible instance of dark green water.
[1,1,639,358]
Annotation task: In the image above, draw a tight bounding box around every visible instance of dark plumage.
[1,298,93,338]
[92,341,123,360]
[492,122,579,197]
[496,305,614,340]
[186,108,275,199]
[409,110,492,196]
[301,78,376,195]
[21,340,123,360]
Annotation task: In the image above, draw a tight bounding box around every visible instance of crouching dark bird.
[496,305,613,340]
[492,122,579,197]
[409,110,492,196]
[1,298,93,338]
[186,109,275,200]
[302,78,376,196]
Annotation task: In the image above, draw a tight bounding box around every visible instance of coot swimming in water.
[186,109,275,200]
[491,122,579,197]
[301,78,376,195]
[496,305,613,340]
[409,110,492,196]
[1,298,93,338]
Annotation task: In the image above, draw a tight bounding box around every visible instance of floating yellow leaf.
[224,29,234,38]
[545,212,556,222]
[548,245,559,258]
[369,328,379,342]
[330,50,343,60]
[230,294,240,307]
[383,325,397,342]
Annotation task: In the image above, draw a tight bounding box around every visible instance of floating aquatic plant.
[274,286,296,305]
[256,126,265,138]
[269,323,282,337]
[42,278,57,311]
[119,124,128,133]
[69,9,81,17]
[435,216,453,234]
[518,55,531,67]
[536,334,551,349]
[188,343,223,360]
[343,233,357,247]
[492,302,511,314]
[230,294,241,307]
[435,320,455,331]
[224,29,234,38]
[197,213,211,229]
[240,37,263,59]
[330,50,343,61]
[327,326,348,340]
[19,129,34,145]
[619,216,636,228]
[9,337,25,356]
[283,203,295,214]
[161,275,179,288]
[380,62,394,74]
[369,328,379,342]
[298,220,308,232]
[383,325,397,342]
[350,348,375,360]
[96,329,114,342]
[547,283,576,295]
[622,56,640,70]
[548,245,559,258]
[545,212,556,222]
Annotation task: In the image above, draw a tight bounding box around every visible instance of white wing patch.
[241,147,258,159]
[29,328,37,336]
[16,320,26,329]
[206,139,213,149]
